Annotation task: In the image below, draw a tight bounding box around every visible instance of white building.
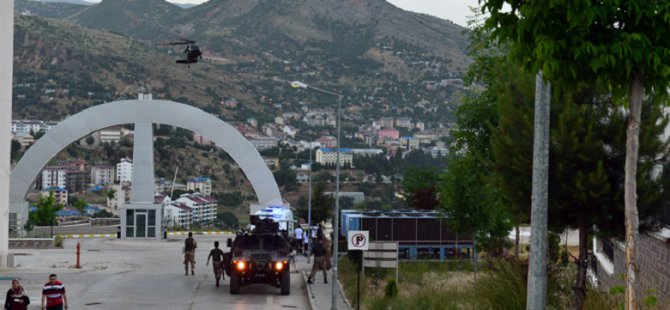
[175,193,217,225]
[164,202,193,228]
[315,148,354,166]
[41,168,67,190]
[351,148,384,157]
[98,126,123,144]
[250,136,279,150]
[187,177,212,196]
[116,157,133,183]
[41,187,68,205]
[11,119,58,135]
[91,164,115,185]
[395,117,413,129]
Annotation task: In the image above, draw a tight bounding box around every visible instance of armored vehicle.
[226,217,292,295]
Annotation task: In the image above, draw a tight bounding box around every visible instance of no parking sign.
[347,230,369,251]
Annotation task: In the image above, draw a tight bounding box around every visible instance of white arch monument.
[9,99,283,239]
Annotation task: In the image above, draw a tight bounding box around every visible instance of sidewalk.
[294,253,351,310]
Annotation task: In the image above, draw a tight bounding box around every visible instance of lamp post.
[291,81,343,310]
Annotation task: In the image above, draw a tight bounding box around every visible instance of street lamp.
[294,135,315,258]
[291,81,343,310]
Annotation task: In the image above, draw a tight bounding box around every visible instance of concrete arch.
[10,99,282,205]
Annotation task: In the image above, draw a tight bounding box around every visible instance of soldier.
[183,232,198,276]
[307,240,328,284]
[206,241,225,287]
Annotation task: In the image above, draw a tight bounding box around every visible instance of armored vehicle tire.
[280,269,290,295]
[230,271,240,295]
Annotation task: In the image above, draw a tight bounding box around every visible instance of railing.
[602,238,614,261]
[589,252,597,274]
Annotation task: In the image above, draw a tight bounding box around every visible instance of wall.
[596,233,670,305]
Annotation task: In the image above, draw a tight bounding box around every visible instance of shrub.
[384,279,398,298]
[54,235,64,248]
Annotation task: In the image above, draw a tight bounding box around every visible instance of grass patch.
[339,256,630,310]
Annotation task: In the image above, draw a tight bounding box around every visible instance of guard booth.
[341,209,474,261]
[121,203,162,239]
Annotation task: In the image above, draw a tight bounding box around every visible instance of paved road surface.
[1,236,309,310]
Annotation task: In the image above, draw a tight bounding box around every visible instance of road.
[2,235,309,310]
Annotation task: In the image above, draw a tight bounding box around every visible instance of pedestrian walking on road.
[293,226,304,255]
[41,274,67,310]
[206,241,226,287]
[302,230,309,256]
[307,240,328,284]
[183,232,198,276]
[4,279,29,310]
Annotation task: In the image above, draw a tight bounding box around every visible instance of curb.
[168,231,232,236]
[337,277,354,310]
[59,234,116,239]
[301,270,318,310]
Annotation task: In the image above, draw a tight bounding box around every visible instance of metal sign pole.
[356,250,361,310]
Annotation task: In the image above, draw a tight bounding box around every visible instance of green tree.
[85,135,95,146]
[217,211,240,229]
[483,2,670,307]
[106,189,117,200]
[309,182,334,225]
[490,69,670,308]
[11,139,22,161]
[402,166,440,209]
[29,191,63,228]
[440,155,511,258]
[73,198,88,215]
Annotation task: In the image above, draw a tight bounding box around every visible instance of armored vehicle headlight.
[275,261,284,271]
[236,260,246,270]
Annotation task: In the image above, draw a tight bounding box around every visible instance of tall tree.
[402,166,440,209]
[482,2,670,308]
[29,191,63,227]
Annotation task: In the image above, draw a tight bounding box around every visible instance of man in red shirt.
[41,274,68,310]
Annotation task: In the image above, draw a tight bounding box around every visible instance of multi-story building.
[116,157,133,183]
[430,146,449,158]
[41,187,68,205]
[378,117,394,128]
[91,164,115,185]
[415,121,426,131]
[65,170,89,193]
[378,128,400,141]
[193,132,212,145]
[351,148,384,157]
[263,157,280,170]
[41,160,89,192]
[175,193,217,225]
[11,120,58,135]
[400,136,420,150]
[41,168,67,190]
[315,148,354,166]
[164,201,193,228]
[317,136,338,148]
[414,131,438,144]
[250,136,279,150]
[98,126,123,144]
[12,133,34,147]
[395,117,413,129]
[187,177,212,196]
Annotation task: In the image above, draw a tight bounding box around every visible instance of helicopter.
[167,39,202,66]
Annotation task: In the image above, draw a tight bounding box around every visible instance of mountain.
[172,2,196,9]
[67,0,469,72]
[13,15,255,120]
[68,0,183,39]
[16,0,88,19]
[14,0,470,129]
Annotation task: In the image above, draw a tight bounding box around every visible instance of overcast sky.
[86,0,480,27]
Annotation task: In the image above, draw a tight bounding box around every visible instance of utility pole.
[526,71,551,310]
[0,0,14,268]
